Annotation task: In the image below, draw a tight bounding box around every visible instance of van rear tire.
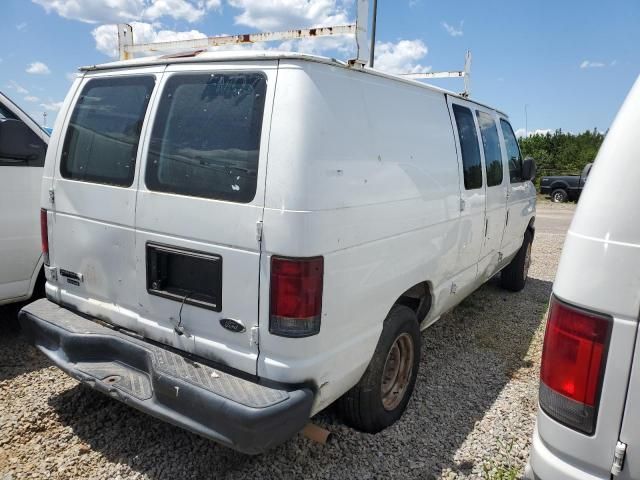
[338,305,420,433]
[501,230,533,292]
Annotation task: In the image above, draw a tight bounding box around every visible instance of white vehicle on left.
[0,92,49,306]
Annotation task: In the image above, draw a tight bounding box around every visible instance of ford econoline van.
[525,76,640,480]
[19,50,536,453]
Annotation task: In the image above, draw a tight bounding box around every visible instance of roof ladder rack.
[117,0,370,68]
[401,50,472,97]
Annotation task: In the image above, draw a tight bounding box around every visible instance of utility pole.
[369,0,378,67]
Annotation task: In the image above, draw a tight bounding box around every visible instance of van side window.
[61,76,155,187]
[500,119,523,183]
[476,111,503,187]
[145,73,267,204]
[452,104,483,190]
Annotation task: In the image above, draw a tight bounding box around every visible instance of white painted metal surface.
[527,76,640,479]
[43,55,534,415]
[0,92,49,305]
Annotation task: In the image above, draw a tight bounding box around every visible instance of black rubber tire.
[551,189,568,203]
[338,305,421,433]
[501,230,533,292]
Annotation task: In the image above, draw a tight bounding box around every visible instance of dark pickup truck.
[540,163,593,202]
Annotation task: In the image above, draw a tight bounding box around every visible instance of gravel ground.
[0,204,573,480]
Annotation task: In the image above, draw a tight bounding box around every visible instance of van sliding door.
[447,97,487,290]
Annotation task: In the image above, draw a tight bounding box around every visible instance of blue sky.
[1,0,638,136]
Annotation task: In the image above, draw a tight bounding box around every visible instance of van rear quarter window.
[61,76,155,186]
[452,104,483,190]
[145,72,267,203]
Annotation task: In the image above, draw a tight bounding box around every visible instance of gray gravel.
[0,204,573,480]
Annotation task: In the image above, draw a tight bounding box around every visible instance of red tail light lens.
[539,296,611,434]
[40,208,50,266]
[270,256,323,338]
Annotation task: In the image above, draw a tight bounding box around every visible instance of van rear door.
[133,62,277,375]
[48,68,160,331]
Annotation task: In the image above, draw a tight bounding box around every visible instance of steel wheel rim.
[381,333,414,411]
[523,242,532,282]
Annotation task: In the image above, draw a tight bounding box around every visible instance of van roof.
[80,50,507,117]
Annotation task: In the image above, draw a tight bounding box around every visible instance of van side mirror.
[0,118,46,166]
[522,156,536,182]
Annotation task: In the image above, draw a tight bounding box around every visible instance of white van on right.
[526,75,640,479]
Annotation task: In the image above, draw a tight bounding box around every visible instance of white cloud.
[580,60,605,69]
[373,39,429,74]
[93,22,207,57]
[66,71,79,81]
[16,22,27,30]
[26,61,51,74]
[24,95,40,102]
[40,101,64,111]
[143,0,210,22]
[228,0,350,31]
[32,0,219,24]
[8,81,29,94]
[442,20,463,37]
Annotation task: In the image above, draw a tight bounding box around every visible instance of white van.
[525,77,640,479]
[0,92,49,306]
[19,50,536,453]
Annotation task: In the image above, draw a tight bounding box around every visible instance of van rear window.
[145,73,267,203]
[61,76,155,187]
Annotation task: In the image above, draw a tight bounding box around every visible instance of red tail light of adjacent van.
[40,208,50,266]
[539,296,612,434]
[269,256,323,338]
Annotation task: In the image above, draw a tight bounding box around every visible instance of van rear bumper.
[525,425,607,480]
[18,298,314,454]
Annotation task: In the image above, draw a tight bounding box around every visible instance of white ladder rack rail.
[117,0,370,67]
[401,50,472,97]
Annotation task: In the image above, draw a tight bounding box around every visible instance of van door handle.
[485,219,489,237]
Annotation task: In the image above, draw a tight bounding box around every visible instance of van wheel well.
[527,217,535,238]
[395,282,432,323]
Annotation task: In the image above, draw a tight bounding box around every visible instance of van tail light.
[539,296,611,434]
[40,208,50,266]
[270,256,323,338]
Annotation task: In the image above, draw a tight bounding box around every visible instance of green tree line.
[518,129,605,182]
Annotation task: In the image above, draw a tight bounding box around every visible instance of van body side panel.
[0,166,45,300]
[259,61,462,412]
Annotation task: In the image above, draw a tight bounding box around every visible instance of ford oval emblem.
[220,318,246,333]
